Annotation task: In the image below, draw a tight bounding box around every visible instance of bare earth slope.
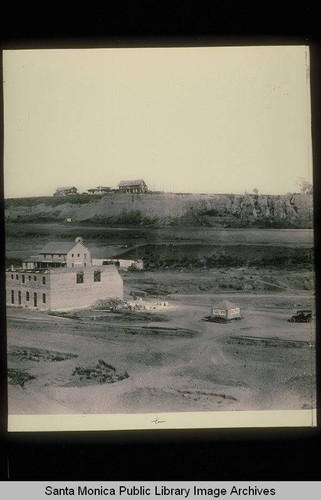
[5,193,313,228]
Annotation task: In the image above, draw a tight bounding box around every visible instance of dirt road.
[7,288,315,416]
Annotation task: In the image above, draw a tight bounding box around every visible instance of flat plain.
[6,223,315,415]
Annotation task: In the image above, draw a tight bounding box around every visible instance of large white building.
[6,237,123,311]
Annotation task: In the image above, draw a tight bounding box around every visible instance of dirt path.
[6,288,316,415]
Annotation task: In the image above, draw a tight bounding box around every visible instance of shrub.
[8,368,36,388]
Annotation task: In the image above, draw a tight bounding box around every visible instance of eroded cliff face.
[5,192,313,228]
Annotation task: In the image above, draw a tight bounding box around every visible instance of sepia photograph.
[3,46,316,431]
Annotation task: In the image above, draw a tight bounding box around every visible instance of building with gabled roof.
[24,237,92,270]
[118,179,148,194]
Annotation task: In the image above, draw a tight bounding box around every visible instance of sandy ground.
[7,274,316,416]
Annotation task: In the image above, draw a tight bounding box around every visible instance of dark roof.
[118,179,146,187]
[212,300,239,310]
[38,242,79,254]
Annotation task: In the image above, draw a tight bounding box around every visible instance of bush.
[92,297,124,311]
[72,360,129,384]
[8,368,36,388]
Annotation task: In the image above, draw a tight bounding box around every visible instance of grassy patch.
[91,298,124,311]
[8,368,36,388]
[177,389,238,401]
[123,326,198,338]
[8,346,78,362]
[72,359,129,384]
[48,311,81,320]
[93,311,167,323]
[227,336,314,348]
[119,244,314,271]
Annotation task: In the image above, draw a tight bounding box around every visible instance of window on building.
[22,275,25,283]
[26,291,29,301]
[84,254,86,259]
[34,292,37,307]
[18,291,22,305]
[94,271,101,282]
[77,254,80,257]
[71,253,74,257]
[42,276,46,285]
[84,263,86,267]
[11,290,14,304]
[11,274,14,279]
[213,309,226,316]
[76,272,84,284]
[34,276,37,281]
[28,275,31,281]
[16,274,18,280]
[72,263,74,267]
[42,293,46,304]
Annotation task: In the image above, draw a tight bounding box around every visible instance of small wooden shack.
[211,300,241,321]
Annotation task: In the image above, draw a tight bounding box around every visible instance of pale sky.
[3,46,313,198]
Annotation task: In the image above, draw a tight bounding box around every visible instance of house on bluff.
[118,179,148,194]
[6,237,123,311]
[53,186,78,196]
[87,186,111,195]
